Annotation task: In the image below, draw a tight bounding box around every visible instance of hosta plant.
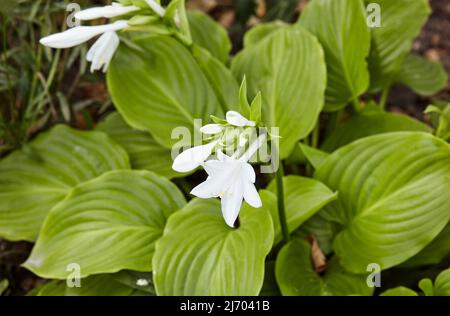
[0,0,449,296]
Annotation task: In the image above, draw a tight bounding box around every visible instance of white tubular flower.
[75,3,139,20]
[86,31,120,73]
[200,124,223,135]
[226,111,256,127]
[145,0,166,17]
[191,150,262,228]
[172,140,219,173]
[40,20,128,49]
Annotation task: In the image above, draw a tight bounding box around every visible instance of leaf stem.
[312,122,319,148]
[379,87,390,110]
[275,163,290,244]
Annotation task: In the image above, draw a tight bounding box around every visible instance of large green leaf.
[396,54,448,96]
[365,0,431,91]
[243,21,287,48]
[0,125,130,242]
[402,223,450,267]
[434,268,450,296]
[108,35,224,148]
[191,45,239,111]
[112,270,155,295]
[262,175,337,244]
[96,112,180,179]
[299,0,370,110]
[153,199,274,295]
[231,26,327,158]
[24,170,186,279]
[322,107,431,152]
[380,287,418,296]
[298,143,329,169]
[315,132,450,273]
[188,10,231,64]
[275,239,373,296]
[33,274,137,296]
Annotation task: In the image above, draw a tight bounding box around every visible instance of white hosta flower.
[40,20,128,49]
[145,0,166,17]
[172,140,219,173]
[200,124,223,135]
[87,31,120,73]
[191,150,262,227]
[226,111,256,127]
[75,3,139,20]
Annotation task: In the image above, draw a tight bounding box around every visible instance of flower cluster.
[39,1,168,72]
[172,111,267,228]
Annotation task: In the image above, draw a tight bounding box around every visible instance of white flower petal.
[190,176,227,199]
[239,134,248,147]
[216,149,235,162]
[202,160,224,176]
[172,140,218,173]
[86,31,120,73]
[200,124,223,135]
[221,181,244,228]
[242,162,256,183]
[226,111,255,127]
[75,3,139,20]
[40,20,128,49]
[239,133,267,162]
[243,181,262,208]
[145,0,166,17]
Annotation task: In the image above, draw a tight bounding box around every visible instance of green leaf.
[322,109,431,152]
[434,268,450,296]
[263,175,337,244]
[231,26,327,158]
[96,112,180,179]
[380,287,418,296]
[24,170,186,279]
[112,270,155,295]
[33,274,137,296]
[396,54,448,96]
[0,125,130,241]
[66,274,136,296]
[107,35,224,149]
[190,45,239,111]
[153,199,274,295]
[298,143,329,169]
[315,132,450,273]
[365,0,431,91]
[238,76,250,117]
[32,280,67,296]
[426,103,450,140]
[250,92,262,123]
[401,223,450,267]
[299,0,370,110]
[380,268,450,296]
[0,279,8,295]
[418,278,434,296]
[275,239,373,296]
[243,21,287,48]
[188,10,231,64]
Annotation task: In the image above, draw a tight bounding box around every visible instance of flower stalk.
[275,161,290,244]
